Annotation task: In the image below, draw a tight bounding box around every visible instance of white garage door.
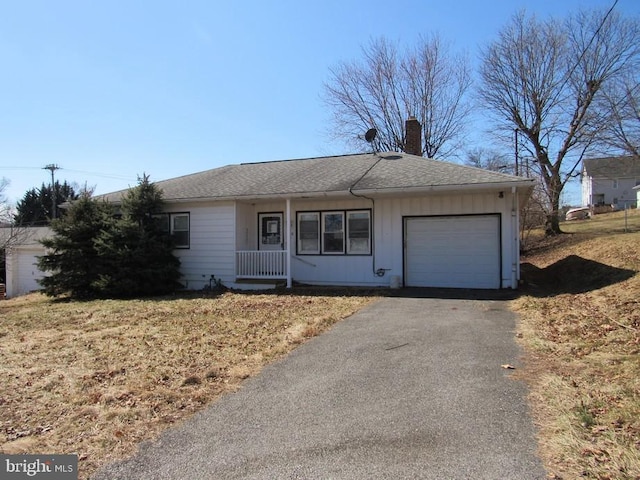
[405,215,501,289]
[16,249,45,295]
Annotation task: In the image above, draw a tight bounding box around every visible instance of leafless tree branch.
[1,178,32,253]
[478,8,640,234]
[323,35,472,159]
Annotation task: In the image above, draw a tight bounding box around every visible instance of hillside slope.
[514,214,640,479]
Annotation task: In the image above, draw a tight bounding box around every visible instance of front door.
[259,213,284,251]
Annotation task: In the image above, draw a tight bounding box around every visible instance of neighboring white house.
[581,156,640,208]
[2,226,51,298]
[95,151,534,291]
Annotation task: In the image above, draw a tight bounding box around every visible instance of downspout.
[348,153,387,278]
[286,197,292,289]
[511,186,519,289]
[348,190,378,277]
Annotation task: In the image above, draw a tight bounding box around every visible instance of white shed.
[3,227,51,298]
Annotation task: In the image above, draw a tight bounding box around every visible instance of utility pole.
[43,164,60,220]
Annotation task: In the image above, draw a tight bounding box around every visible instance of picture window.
[296,210,370,255]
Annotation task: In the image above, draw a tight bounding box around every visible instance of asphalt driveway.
[93,294,546,479]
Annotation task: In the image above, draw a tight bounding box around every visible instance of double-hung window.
[347,211,371,254]
[171,213,190,248]
[322,212,345,254]
[156,212,190,248]
[297,212,320,254]
[296,209,371,255]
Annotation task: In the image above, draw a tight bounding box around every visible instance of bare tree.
[478,9,640,234]
[462,148,546,247]
[0,178,11,226]
[598,74,640,158]
[324,35,472,159]
[465,147,513,173]
[0,178,32,253]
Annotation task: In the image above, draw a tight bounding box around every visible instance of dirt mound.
[521,254,636,295]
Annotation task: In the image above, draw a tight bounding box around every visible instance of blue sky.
[1,0,638,206]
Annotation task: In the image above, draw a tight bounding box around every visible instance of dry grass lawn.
[514,209,640,479]
[4,209,639,480]
[0,289,377,479]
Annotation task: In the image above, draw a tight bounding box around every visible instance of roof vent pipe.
[404,116,422,156]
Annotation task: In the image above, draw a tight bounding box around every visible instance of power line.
[0,165,136,181]
[0,166,45,171]
[551,0,619,105]
[62,169,136,181]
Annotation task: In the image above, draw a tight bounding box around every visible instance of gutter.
[348,180,535,197]
[95,178,535,206]
[150,180,536,205]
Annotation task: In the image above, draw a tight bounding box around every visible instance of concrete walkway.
[93,295,546,479]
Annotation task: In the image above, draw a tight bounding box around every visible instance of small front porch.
[234,198,293,287]
[235,250,288,280]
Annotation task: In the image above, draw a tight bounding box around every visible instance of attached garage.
[404,215,501,289]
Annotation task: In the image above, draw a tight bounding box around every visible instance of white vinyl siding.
[167,203,235,290]
[585,177,639,207]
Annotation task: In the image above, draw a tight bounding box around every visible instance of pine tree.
[38,175,181,299]
[14,181,79,225]
[92,175,181,297]
[38,194,114,298]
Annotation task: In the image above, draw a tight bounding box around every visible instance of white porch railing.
[236,250,287,278]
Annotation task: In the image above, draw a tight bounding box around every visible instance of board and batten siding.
[290,191,519,288]
[288,197,377,287]
[168,190,520,290]
[379,192,518,289]
[164,202,236,290]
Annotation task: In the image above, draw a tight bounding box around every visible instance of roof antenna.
[364,128,378,154]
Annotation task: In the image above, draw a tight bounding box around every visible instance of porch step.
[235,278,287,287]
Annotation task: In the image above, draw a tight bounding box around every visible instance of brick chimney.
[404,116,422,156]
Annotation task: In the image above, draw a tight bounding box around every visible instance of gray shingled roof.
[582,156,640,178]
[100,152,533,202]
